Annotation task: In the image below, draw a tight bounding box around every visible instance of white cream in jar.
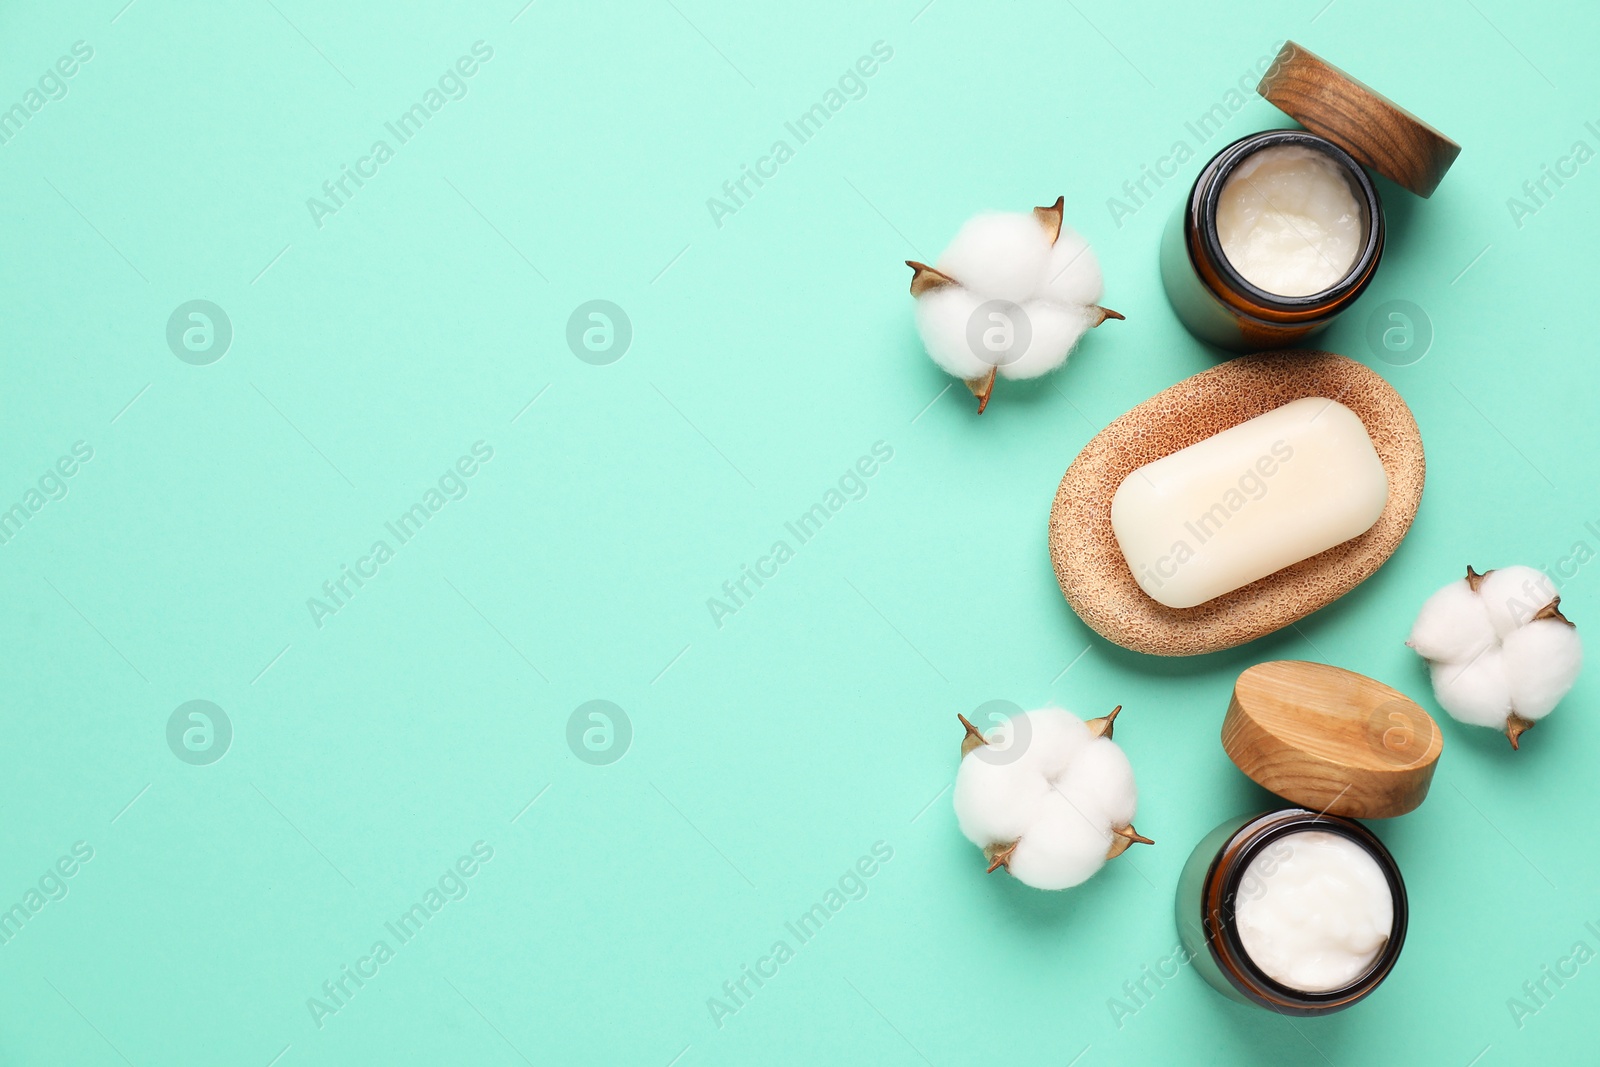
[1216,145,1363,297]
[1233,830,1394,993]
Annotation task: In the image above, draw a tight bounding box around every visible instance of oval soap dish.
[1048,351,1424,656]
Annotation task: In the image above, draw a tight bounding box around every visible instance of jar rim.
[1193,130,1384,313]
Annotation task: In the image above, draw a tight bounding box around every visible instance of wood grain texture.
[1048,351,1424,656]
[1258,41,1460,198]
[1221,661,1442,818]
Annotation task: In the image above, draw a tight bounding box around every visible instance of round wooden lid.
[1221,660,1442,819]
[1257,41,1460,198]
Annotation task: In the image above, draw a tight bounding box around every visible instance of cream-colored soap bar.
[1110,397,1388,610]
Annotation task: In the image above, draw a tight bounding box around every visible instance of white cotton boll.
[935,212,1051,304]
[1054,738,1138,828]
[1003,797,1111,891]
[1036,227,1104,308]
[1429,652,1513,728]
[1406,579,1496,664]
[950,704,1144,891]
[953,756,1050,845]
[1502,620,1583,720]
[913,286,991,380]
[908,199,1116,411]
[1479,566,1558,637]
[1411,565,1583,747]
[998,302,1091,380]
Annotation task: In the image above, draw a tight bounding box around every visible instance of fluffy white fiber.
[913,209,1106,383]
[1408,566,1582,741]
[953,707,1138,891]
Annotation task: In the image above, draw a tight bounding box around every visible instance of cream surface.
[1234,830,1394,993]
[1217,145,1362,297]
[1110,397,1388,610]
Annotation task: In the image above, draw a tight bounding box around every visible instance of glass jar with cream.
[1176,809,1407,1014]
[1161,42,1460,351]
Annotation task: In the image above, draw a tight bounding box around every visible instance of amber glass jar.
[1174,808,1408,1015]
[1159,130,1383,352]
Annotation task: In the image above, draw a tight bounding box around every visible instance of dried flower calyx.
[906,198,1120,413]
[1407,565,1583,749]
[952,706,1149,890]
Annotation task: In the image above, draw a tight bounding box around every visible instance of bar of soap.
[1110,396,1388,610]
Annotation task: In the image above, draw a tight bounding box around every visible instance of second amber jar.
[1175,808,1409,1015]
[1159,130,1383,353]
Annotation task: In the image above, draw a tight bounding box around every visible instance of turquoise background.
[2,0,1597,1063]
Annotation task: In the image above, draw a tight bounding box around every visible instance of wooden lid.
[1222,661,1442,818]
[1257,41,1460,197]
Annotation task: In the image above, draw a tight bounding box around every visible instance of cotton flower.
[952,706,1149,890]
[1407,565,1582,749]
[906,198,1121,413]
